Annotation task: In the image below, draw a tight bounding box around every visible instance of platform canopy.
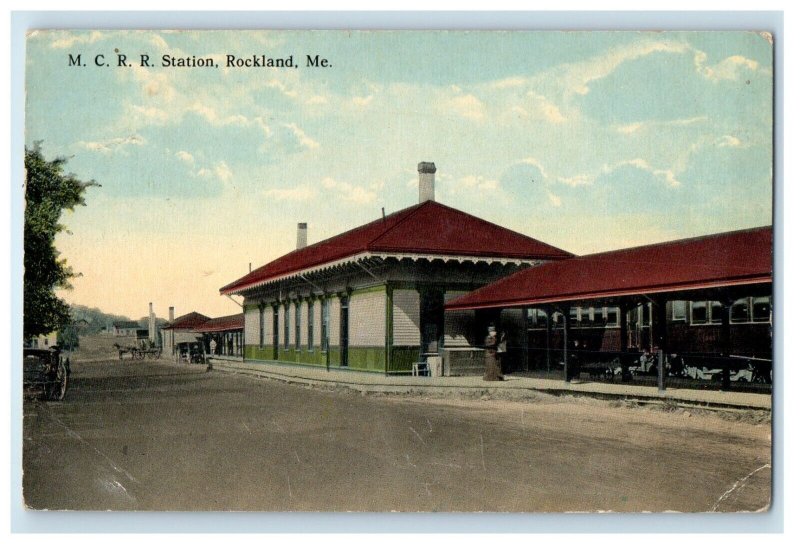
[194,313,245,333]
[446,226,773,311]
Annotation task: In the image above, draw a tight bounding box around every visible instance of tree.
[24,144,98,341]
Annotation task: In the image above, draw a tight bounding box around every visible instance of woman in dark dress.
[483,326,504,381]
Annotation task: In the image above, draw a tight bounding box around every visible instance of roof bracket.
[355,260,380,281]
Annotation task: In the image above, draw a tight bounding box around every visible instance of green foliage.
[57,326,80,350]
[24,144,98,340]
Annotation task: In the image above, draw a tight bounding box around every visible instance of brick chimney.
[418,162,436,203]
[297,222,308,250]
[169,306,175,322]
[148,302,155,342]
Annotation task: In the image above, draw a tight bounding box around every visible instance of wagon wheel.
[48,360,69,401]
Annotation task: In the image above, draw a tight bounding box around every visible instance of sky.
[24,30,773,320]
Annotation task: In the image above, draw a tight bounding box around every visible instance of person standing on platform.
[484,325,504,381]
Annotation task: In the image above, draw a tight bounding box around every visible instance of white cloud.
[558,158,682,189]
[509,92,567,124]
[444,93,486,122]
[305,95,329,106]
[195,161,233,183]
[614,116,707,135]
[696,53,760,82]
[519,158,550,180]
[457,175,499,191]
[546,190,562,207]
[603,158,682,187]
[149,34,169,50]
[264,186,317,201]
[214,161,233,182]
[284,123,320,150]
[489,77,527,90]
[175,150,195,164]
[616,123,643,134]
[321,177,377,204]
[128,105,171,125]
[716,135,744,148]
[558,174,593,187]
[77,134,145,153]
[352,95,374,107]
[189,103,249,126]
[49,31,104,49]
[556,40,691,97]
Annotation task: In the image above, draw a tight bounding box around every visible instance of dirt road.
[23,358,771,512]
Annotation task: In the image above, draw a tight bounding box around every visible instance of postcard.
[22,29,773,513]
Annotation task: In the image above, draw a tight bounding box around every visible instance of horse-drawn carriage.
[23,347,70,401]
[114,342,162,360]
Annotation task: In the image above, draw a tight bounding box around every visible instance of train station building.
[219,162,573,374]
[218,161,773,390]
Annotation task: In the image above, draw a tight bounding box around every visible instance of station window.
[308,300,314,351]
[284,305,290,350]
[605,307,620,327]
[591,307,604,325]
[295,302,302,351]
[690,301,708,324]
[710,301,723,324]
[730,298,750,323]
[526,308,549,329]
[569,307,579,326]
[321,298,330,352]
[753,297,772,322]
[258,305,265,347]
[671,301,687,322]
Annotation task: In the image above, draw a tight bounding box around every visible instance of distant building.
[26,330,58,349]
[195,313,245,359]
[160,312,210,358]
[112,321,140,337]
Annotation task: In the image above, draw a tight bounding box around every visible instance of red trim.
[446,226,773,311]
[220,200,572,295]
[447,276,773,310]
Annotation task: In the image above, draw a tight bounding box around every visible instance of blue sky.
[25,30,773,318]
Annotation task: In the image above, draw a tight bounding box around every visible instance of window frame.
[307,300,315,352]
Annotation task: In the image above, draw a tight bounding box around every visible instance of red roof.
[446,226,773,310]
[161,312,211,331]
[194,313,245,333]
[220,200,572,295]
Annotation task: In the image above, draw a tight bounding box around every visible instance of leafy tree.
[24,144,98,340]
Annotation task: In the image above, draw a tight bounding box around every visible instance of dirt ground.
[23,354,772,513]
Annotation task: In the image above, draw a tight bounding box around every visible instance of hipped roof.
[161,312,211,331]
[446,226,773,311]
[220,200,572,295]
[194,313,245,333]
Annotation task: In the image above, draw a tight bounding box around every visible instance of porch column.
[654,296,668,392]
[719,298,732,391]
[619,301,631,382]
[562,305,571,383]
[544,307,552,373]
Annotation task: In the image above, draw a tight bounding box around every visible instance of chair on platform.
[412,361,429,377]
